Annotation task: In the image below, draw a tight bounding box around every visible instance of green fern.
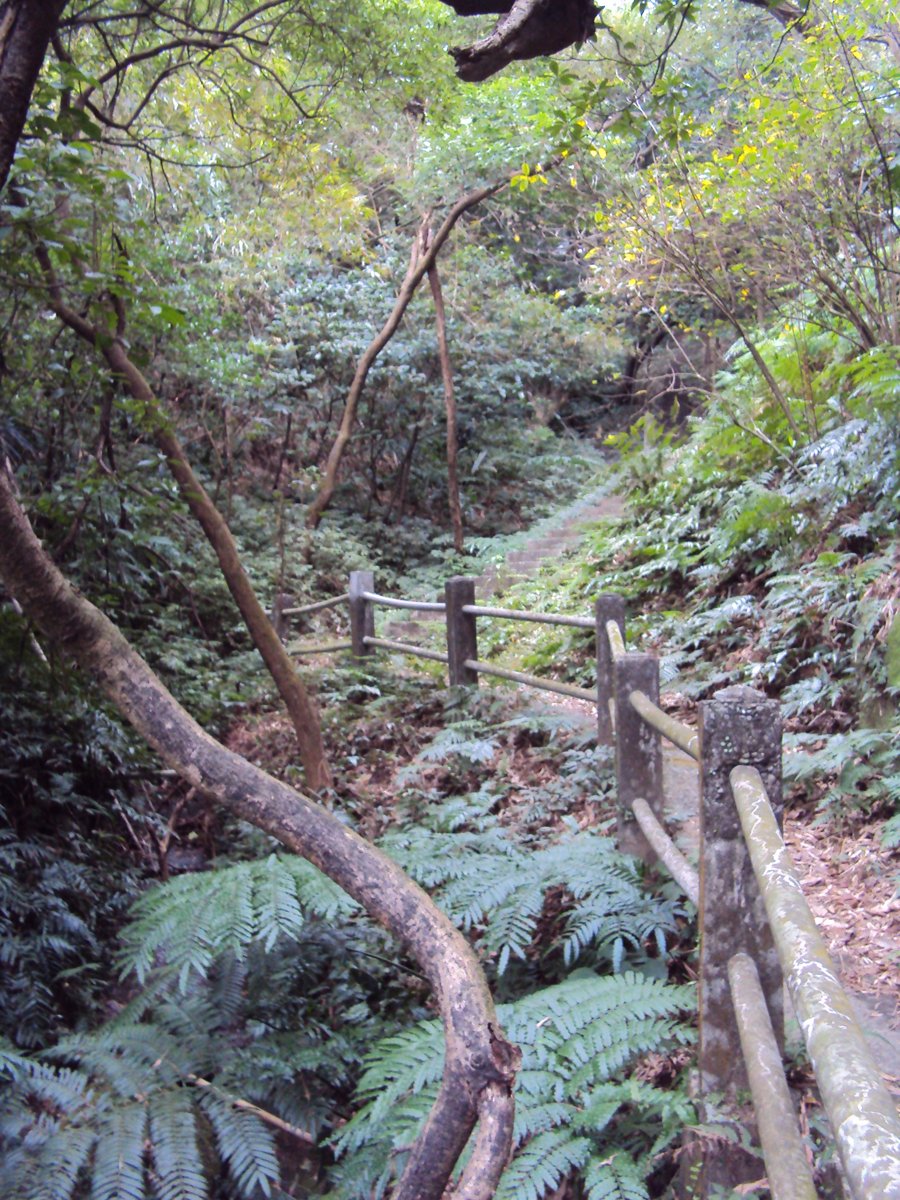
[200,1091,279,1198]
[0,1010,284,1200]
[494,1128,593,1200]
[584,1153,648,1200]
[148,1088,207,1200]
[332,971,694,1199]
[383,825,683,978]
[415,722,498,766]
[91,1105,147,1200]
[120,853,360,986]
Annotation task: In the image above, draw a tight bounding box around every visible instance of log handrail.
[464,658,597,702]
[281,592,349,616]
[462,603,597,630]
[731,765,900,1200]
[278,572,899,1197]
[362,590,447,613]
[727,953,818,1200]
[627,688,700,760]
[364,635,450,665]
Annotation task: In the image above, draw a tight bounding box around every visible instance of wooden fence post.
[691,684,783,1196]
[614,653,663,861]
[349,570,374,659]
[445,576,478,686]
[595,593,625,747]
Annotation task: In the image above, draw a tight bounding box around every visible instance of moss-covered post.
[613,653,663,860]
[595,593,625,747]
[691,684,783,1195]
[349,570,375,658]
[445,576,478,686]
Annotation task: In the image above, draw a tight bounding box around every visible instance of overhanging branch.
[440,0,597,82]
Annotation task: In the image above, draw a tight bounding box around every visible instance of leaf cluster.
[332,970,695,1200]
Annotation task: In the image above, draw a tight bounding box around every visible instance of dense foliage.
[1,0,898,1196]
[1,687,697,1200]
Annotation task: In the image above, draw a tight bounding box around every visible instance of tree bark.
[445,0,597,82]
[439,0,826,82]
[427,258,465,554]
[32,246,332,789]
[305,178,507,529]
[0,0,68,194]
[0,464,519,1200]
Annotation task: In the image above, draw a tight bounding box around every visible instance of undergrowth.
[0,687,696,1200]
[486,339,899,838]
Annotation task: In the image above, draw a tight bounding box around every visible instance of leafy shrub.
[0,618,149,1047]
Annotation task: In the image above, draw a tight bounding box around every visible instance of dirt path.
[459,485,899,1090]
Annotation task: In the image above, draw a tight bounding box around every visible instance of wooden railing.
[281,574,900,1200]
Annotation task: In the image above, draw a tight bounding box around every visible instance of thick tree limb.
[737,0,811,28]
[0,0,68,193]
[442,0,597,82]
[438,0,839,82]
[0,465,519,1200]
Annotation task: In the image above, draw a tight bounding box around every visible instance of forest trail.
[455,481,900,1091]
[472,484,625,599]
[383,478,899,1086]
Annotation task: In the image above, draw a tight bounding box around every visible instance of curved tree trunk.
[427,258,465,554]
[0,465,519,1200]
[32,246,332,789]
[0,0,68,194]
[305,179,507,530]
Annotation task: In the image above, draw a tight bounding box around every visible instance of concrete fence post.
[690,684,783,1196]
[349,570,375,658]
[445,576,478,686]
[613,653,663,861]
[595,593,625,747]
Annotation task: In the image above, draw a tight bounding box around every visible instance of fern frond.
[47,1022,185,1096]
[32,1125,96,1200]
[584,1152,649,1200]
[5,1055,93,1115]
[353,1021,445,1111]
[120,855,359,987]
[494,1128,592,1200]
[255,854,306,952]
[91,1103,147,1200]
[148,1088,207,1200]
[386,826,681,977]
[200,1091,279,1198]
[416,724,497,765]
[513,1100,575,1144]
